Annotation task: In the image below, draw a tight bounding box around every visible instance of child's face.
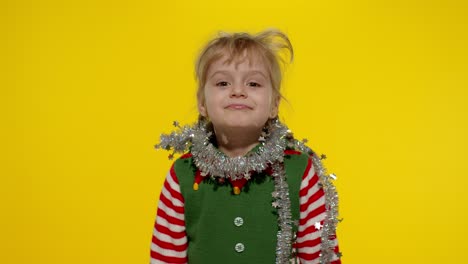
[199,51,278,134]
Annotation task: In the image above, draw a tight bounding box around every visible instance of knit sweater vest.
[173,150,309,264]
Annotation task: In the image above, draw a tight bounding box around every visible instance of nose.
[230,83,247,98]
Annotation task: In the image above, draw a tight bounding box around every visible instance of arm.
[296,157,341,264]
[150,165,188,264]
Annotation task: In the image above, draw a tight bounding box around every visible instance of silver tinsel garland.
[154,119,341,264]
[191,119,287,180]
[271,161,294,263]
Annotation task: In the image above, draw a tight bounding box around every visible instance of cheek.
[261,91,274,108]
[265,93,278,117]
[203,93,219,113]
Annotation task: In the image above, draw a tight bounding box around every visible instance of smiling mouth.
[226,104,252,110]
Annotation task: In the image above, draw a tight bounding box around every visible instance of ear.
[198,99,208,117]
[269,96,280,118]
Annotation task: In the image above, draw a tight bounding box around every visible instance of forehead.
[207,49,269,74]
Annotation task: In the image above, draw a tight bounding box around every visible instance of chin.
[211,116,269,131]
[219,121,266,131]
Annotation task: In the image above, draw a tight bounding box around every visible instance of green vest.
[174,151,309,263]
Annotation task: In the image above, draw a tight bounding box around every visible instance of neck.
[214,127,262,157]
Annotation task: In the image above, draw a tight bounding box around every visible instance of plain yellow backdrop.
[2,0,467,263]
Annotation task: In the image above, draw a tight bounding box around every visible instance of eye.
[247,82,261,87]
[216,81,229,86]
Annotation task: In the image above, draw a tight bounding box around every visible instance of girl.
[150,29,342,264]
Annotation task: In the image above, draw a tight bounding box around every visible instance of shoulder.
[283,149,312,166]
[172,152,193,167]
[283,148,327,181]
[171,152,197,186]
[283,149,314,180]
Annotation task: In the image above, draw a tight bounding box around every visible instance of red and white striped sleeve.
[150,164,188,264]
[296,157,341,264]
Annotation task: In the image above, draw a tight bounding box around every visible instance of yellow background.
[2,0,467,263]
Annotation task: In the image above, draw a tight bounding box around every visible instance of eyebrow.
[208,70,268,80]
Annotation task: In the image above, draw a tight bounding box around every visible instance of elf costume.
[150,119,342,264]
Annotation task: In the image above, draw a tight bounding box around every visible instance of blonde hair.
[195,29,294,106]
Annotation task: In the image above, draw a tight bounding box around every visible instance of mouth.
[225,104,253,110]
